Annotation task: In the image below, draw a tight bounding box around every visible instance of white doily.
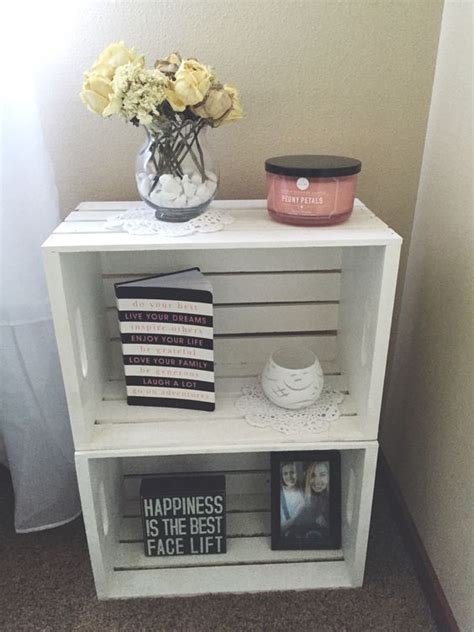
[105,207,235,236]
[235,383,344,434]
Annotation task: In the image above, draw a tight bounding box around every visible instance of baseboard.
[378,451,460,632]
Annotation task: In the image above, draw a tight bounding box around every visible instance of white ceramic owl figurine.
[261,346,324,410]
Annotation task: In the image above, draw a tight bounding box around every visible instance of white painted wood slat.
[100,248,343,275]
[96,375,354,421]
[108,334,337,380]
[120,453,270,476]
[94,396,356,424]
[75,200,262,213]
[107,560,354,597]
[123,470,270,500]
[76,201,147,212]
[103,371,347,402]
[55,222,112,233]
[114,537,343,570]
[106,303,338,339]
[102,271,341,307]
[66,211,139,221]
[44,225,398,251]
[85,417,366,458]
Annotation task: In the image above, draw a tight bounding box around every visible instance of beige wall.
[35,0,442,246]
[381,0,474,629]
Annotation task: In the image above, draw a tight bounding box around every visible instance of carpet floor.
[0,465,436,632]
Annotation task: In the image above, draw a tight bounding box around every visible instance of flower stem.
[147,117,208,183]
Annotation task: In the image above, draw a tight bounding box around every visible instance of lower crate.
[76,446,378,599]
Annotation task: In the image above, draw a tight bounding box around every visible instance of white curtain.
[0,65,81,531]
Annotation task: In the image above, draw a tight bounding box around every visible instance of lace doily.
[235,383,344,434]
[105,207,235,236]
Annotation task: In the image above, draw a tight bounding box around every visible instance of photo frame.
[271,451,341,550]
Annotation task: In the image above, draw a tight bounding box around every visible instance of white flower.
[112,63,168,124]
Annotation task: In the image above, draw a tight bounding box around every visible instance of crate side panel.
[340,444,378,586]
[43,252,107,444]
[338,247,384,436]
[365,242,401,425]
[75,456,121,598]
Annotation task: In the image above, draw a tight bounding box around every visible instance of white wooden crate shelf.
[43,199,401,453]
[43,199,401,599]
[76,447,378,599]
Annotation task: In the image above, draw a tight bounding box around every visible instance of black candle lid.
[265,155,362,178]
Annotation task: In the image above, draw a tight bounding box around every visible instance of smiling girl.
[280,462,305,535]
[300,461,331,544]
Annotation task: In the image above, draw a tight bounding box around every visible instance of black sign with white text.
[140,475,226,557]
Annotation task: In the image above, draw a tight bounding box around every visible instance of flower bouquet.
[81,42,242,221]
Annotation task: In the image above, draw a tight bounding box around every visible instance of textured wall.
[35,0,442,240]
[381,1,473,628]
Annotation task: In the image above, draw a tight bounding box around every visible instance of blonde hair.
[304,461,330,497]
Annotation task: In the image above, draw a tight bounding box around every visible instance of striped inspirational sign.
[115,268,215,411]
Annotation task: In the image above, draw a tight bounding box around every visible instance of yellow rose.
[172,59,211,107]
[91,42,143,80]
[164,82,187,112]
[80,72,121,117]
[193,85,232,120]
[221,84,243,123]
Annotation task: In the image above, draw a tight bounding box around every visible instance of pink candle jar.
[265,155,361,226]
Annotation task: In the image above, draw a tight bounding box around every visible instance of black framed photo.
[271,451,341,550]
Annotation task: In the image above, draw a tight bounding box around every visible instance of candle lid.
[265,155,361,178]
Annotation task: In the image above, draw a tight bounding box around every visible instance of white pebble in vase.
[174,194,187,208]
[151,190,176,207]
[261,346,324,410]
[161,177,183,196]
[182,176,197,198]
[191,173,203,186]
[149,189,163,205]
[186,195,203,207]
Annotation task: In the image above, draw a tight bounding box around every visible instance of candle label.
[267,174,356,216]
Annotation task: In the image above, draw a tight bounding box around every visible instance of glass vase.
[135,120,219,222]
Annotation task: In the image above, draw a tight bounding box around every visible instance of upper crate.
[42,200,401,454]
